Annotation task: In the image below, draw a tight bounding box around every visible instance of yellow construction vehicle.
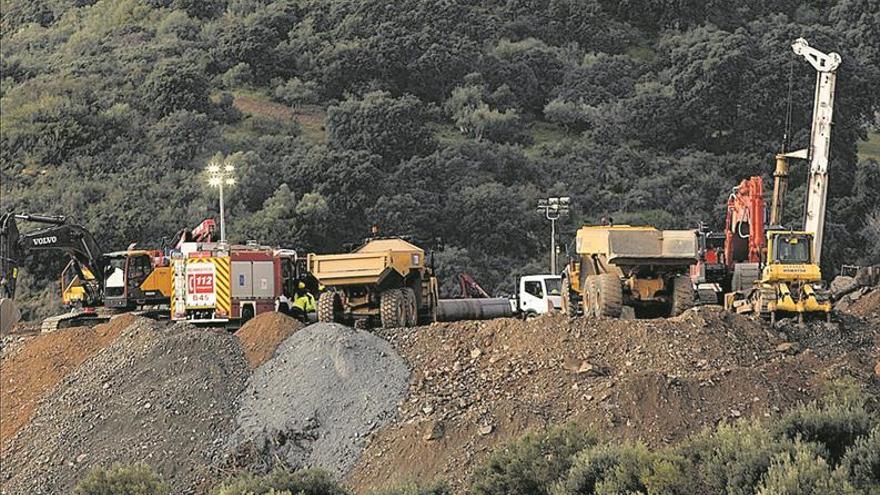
[725,230,831,323]
[561,225,697,318]
[308,238,439,328]
[723,39,839,324]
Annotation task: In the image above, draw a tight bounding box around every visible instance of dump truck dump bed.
[576,226,697,266]
[308,238,425,287]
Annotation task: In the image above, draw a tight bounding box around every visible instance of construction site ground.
[1,294,878,494]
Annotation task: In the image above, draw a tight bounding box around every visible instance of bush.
[213,468,347,495]
[678,420,795,495]
[552,442,652,495]
[838,427,880,492]
[772,398,876,465]
[755,443,860,495]
[73,463,169,495]
[470,423,597,495]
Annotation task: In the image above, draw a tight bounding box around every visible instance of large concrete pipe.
[436,298,514,322]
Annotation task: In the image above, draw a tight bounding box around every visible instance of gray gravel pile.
[229,322,410,476]
[1,318,250,495]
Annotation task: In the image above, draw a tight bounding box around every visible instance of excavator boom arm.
[0,213,107,303]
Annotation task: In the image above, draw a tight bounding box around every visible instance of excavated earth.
[0,296,877,494]
[346,305,880,493]
[1,318,251,495]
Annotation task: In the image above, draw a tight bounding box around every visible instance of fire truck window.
[524,281,544,298]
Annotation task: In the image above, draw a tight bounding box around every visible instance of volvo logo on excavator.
[32,236,58,245]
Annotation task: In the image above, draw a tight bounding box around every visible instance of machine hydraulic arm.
[0,213,108,305]
[770,38,840,262]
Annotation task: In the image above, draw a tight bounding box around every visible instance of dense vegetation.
[74,382,879,494]
[2,0,879,317]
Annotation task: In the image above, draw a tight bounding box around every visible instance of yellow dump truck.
[561,226,697,318]
[308,238,439,328]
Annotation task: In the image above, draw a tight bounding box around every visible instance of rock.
[470,348,482,359]
[620,306,636,320]
[730,409,742,418]
[562,358,601,375]
[478,424,494,436]
[423,421,444,441]
[775,342,800,355]
[874,361,880,378]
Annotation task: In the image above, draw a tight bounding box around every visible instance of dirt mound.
[0,314,133,454]
[0,318,250,495]
[847,287,880,319]
[235,312,304,369]
[229,323,410,477]
[346,308,880,493]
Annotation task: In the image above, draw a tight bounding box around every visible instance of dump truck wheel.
[561,278,577,318]
[401,287,418,327]
[669,275,694,316]
[380,289,406,328]
[596,274,622,318]
[317,291,343,323]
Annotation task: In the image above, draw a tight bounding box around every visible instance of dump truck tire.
[317,291,343,323]
[401,287,418,327]
[561,277,577,317]
[596,274,622,318]
[670,275,694,316]
[381,289,406,328]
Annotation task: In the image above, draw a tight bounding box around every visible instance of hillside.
[2,0,880,319]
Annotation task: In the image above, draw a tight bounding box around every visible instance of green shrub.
[470,423,597,495]
[213,468,347,495]
[678,420,794,495]
[73,463,169,495]
[552,442,651,495]
[773,399,875,466]
[756,442,860,495]
[838,427,880,492]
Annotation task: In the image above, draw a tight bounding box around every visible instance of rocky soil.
[234,312,304,369]
[1,296,877,495]
[346,307,880,493]
[1,318,250,495]
[229,323,410,476]
[0,313,134,454]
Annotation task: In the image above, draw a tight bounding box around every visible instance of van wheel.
[241,305,255,323]
[317,291,343,323]
[380,289,406,328]
[596,274,622,318]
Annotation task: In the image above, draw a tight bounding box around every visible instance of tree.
[327,91,435,166]
[141,58,211,118]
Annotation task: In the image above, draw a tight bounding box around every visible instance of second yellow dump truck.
[308,238,439,328]
[561,226,697,318]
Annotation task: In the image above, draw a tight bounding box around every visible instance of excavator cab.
[103,250,172,310]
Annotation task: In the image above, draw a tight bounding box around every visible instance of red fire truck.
[171,242,308,327]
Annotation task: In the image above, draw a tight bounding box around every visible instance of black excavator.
[0,212,110,332]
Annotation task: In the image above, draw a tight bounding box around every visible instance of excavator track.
[40,311,110,332]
